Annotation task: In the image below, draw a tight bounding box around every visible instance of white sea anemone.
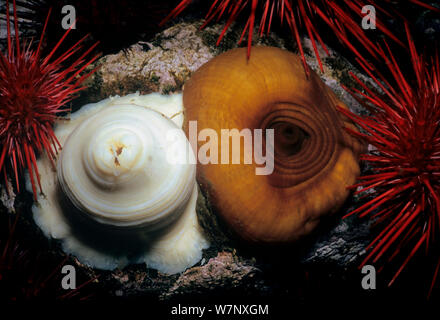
[27,92,209,274]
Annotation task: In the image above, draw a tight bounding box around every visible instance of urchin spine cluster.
[339,23,440,295]
[0,0,99,199]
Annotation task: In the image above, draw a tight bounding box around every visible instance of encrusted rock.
[0,178,15,214]
[161,251,264,300]
[84,22,214,100]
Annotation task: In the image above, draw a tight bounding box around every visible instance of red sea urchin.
[161,0,333,73]
[0,0,99,199]
[338,23,440,296]
[160,0,436,75]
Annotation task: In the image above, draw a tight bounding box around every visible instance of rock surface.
[3,19,374,301]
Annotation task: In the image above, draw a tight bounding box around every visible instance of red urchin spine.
[160,0,330,74]
[160,0,437,75]
[338,22,440,296]
[0,0,100,199]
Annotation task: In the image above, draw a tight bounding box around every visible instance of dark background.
[0,0,439,310]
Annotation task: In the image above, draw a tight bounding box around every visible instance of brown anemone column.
[183,46,364,243]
